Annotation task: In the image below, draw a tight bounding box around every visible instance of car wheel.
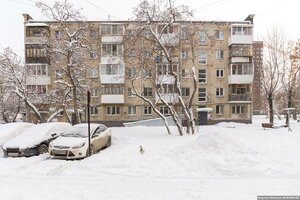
[107,136,112,147]
[38,144,48,155]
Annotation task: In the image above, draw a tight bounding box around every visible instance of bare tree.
[0,47,43,122]
[36,0,93,124]
[281,41,300,122]
[262,27,289,125]
[126,0,196,135]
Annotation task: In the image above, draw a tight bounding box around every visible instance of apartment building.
[23,14,254,126]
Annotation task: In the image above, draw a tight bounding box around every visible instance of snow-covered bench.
[261,123,273,130]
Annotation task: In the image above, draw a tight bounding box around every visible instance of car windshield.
[62,127,89,138]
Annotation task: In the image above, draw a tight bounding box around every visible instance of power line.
[82,0,123,20]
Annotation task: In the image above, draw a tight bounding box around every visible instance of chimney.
[22,14,33,22]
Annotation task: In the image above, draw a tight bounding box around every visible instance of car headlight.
[72,143,85,149]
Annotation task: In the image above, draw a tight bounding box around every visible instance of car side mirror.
[51,133,57,137]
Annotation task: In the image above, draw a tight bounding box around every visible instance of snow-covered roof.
[25,22,49,27]
[3,122,71,149]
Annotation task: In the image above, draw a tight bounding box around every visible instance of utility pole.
[87,90,91,156]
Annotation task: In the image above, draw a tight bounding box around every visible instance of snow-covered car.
[3,122,71,157]
[49,123,112,160]
[0,122,35,146]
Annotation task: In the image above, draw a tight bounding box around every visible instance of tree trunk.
[268,94,274,126]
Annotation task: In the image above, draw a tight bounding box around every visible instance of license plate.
[8,153,19,157]
[54,150,67,156]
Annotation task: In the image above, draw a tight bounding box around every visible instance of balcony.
[100,74,125,84]
[155,93,179,103]
[101,95,124,104]
[230,45,252,57]
[25,37,48,45]
[101,35,123,43]
[156,75,175,84]
[25,76,51,85]
[228,74,253,84]
[159,33,179,46]
[229,94,251,102]
[228,35,253,46]
[230,57,251,63]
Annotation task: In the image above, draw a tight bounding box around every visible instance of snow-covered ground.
[1,116,300,200]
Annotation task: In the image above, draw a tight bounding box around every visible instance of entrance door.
[198,111,208,125]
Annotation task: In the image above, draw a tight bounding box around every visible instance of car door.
[91,127,102,152]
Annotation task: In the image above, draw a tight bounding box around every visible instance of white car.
[0,122,35,146]
[3,122,71,157]
[49,123,112,160]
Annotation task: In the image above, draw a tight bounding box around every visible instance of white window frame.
[216,50,224,60]
[90,106,98,116]
[216,69,224,78]
[198,69,207,83]
[232,105,245,114]
[215,30,224,40]
[106,106,121,115]
[199,50,207,64]
[128,106,136,115]
[216,88,224,97]
[216,105,224,115]
[144,106,152,115]
[198,88,207,102]
[181,50,188,59]
[159,106,170,115]
[128,87,136,97]
[199,31,207,44]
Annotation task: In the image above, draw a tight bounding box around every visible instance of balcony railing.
[229,94,251,101]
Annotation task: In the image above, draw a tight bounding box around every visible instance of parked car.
[3,122,71,157]
[0,122,35,146]
[49,123,112,160]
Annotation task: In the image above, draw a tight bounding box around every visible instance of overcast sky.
[0,0,299,56]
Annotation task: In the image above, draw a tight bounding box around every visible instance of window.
[198,88,206,102]
[128,106,136,115]
[128,49,136,57]
[106,106,121,115]
[90,106,98,115]
[231,84,250,94]
[55,30,63,40]
[144,106,152,115]
[102,85,123,95]
[101,24,124,35]
[181,69,188,78]
[27,85,47,94]
[215,30,224,40]
[26,64,48,76]
[55,69,63,79]
[216,69,224,78]
[26,27,47,37]
[199,31,207,44]
[198,69,207,83]
[160,106,170,115]
[128,88,136,97]
[159,84,175,93]
[101,64,123,75]
[89,69,98,78]
[216,50,224,60]
[90,51,97,59]
[101,44,123,56]
[180,29,188,39]
[144,88,152,96]
[26,45,47,58]
[181,50,188,59]
[216,105,224,115]
[181,87,190,96]
[232,64,252,75]
[199,50,207,64]
[128,68,137,79]
[157,24,179,34]
[232,26,252,35]
[232,105,245,114]
[216,88,224,97]
[90,30,98,39]
[91,88,97,97]
[157,64,177,75]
